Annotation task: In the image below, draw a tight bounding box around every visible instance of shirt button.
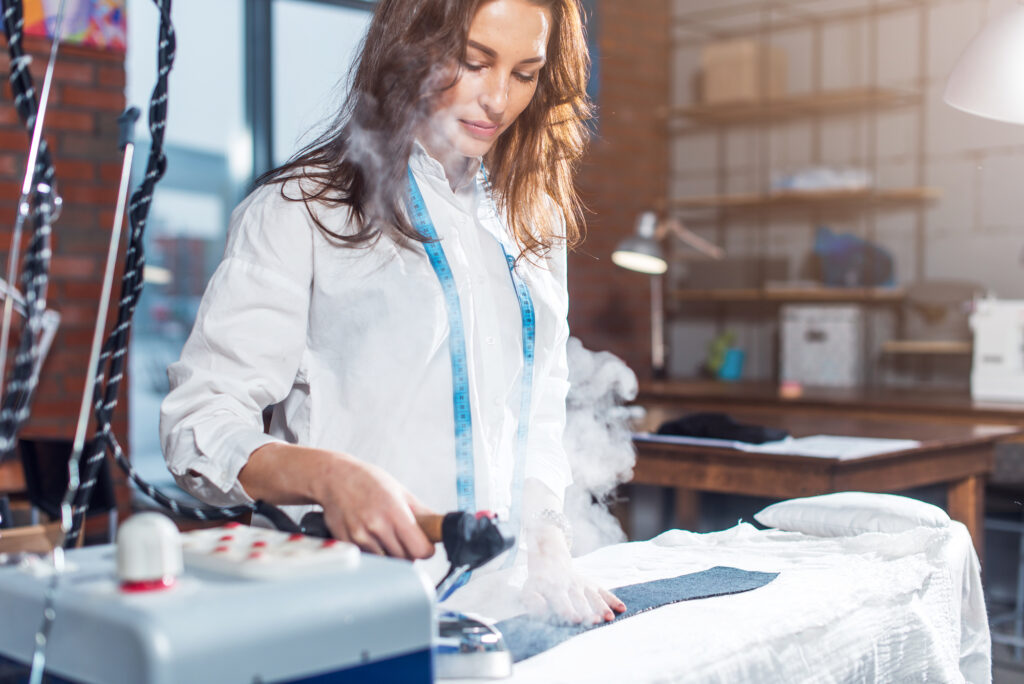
[486,336,496,345]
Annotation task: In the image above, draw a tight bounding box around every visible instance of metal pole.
[0,0,67,402]
[28,108,139,684]
[651,274,666,379]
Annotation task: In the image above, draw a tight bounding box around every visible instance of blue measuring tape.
[404,166,535,598]
[500,247,534,571]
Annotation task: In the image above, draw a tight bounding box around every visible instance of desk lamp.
[612,211,724,378]
[944,0,1024,124]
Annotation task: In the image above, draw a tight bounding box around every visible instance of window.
[126,0,373,489]
[271,1,372,165]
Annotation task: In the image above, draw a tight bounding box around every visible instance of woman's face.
[426,0,552,161]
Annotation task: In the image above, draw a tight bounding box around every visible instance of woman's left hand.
[520,524,626,625]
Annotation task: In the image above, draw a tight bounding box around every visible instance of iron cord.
[64,0,254,546]
[0,0,59,462]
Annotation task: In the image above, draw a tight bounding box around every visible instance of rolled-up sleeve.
[159,186,313,506]
[524,225,573,506]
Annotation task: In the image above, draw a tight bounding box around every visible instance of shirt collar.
[410,140,483,193]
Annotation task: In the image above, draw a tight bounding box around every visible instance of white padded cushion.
[753,492,951,537]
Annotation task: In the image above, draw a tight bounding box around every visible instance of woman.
[160,0,625,624]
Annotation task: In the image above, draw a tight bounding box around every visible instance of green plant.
[705,330,737,375]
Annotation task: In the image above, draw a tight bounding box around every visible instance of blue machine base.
[0,648,433,684]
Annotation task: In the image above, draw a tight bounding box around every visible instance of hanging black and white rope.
[0,0,60,460]
[65,0,252,545]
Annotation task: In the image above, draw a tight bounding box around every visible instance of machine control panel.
[180,522,360,579]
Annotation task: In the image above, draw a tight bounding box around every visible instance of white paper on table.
[633,433,922,460]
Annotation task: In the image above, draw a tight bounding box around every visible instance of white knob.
[116,512,182,592]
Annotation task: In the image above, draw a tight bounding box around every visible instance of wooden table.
[632,401,1023,558]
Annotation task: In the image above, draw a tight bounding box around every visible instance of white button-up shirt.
[160,144,573,541]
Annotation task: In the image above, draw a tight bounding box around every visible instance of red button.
[321,539,337,548]
[288,534,304,542]
[248,551,263,560]
[252,540,268,548]
[219,535,234,542]
[224,522,242,529]
[121,576,176,593]
[213,545,229,553]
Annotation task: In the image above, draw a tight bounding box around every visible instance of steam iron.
[431,512,515,678]
[435,610,512,679]
[257,505,516,678]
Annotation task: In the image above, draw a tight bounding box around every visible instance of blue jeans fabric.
[495,565,779,662]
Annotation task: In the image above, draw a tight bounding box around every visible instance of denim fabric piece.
[496,566,779,662]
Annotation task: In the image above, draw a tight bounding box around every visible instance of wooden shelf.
[668,186,941,211]
[637,379,1024,424]
[668,87,921,126]
[671,287,905,303]
[881,340,972,355]
[672,1,932,48]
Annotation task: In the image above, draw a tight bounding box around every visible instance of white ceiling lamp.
[945,0,1024,125]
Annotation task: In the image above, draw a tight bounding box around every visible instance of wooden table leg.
[611,485,633,540]
[948,474,985,561]
[0,459,26,495]
[674,488,700,532]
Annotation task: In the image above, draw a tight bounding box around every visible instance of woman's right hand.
[312,455,436,560]
[242,443,435,561]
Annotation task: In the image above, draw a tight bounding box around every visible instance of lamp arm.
[658,218,725,260]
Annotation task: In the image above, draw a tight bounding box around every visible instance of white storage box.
[781,305,864,387]
[970,299,1024,402]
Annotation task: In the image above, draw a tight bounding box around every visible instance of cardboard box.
[781,305,863,388]
[700,38,787,104]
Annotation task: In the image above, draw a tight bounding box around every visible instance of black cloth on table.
[656,412,789,444]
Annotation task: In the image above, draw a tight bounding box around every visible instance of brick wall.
[0,36,129,512]
[570,0,670,377]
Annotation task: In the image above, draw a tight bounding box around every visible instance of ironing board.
[443,521,988,683]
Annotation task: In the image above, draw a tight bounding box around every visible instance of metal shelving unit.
[667,0,935,384]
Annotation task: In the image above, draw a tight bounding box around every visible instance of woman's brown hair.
[257,0,593,260]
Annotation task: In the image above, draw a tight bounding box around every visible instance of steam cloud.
[344,66,459,230]
[562,337,641,555]
[441,338,642,620]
